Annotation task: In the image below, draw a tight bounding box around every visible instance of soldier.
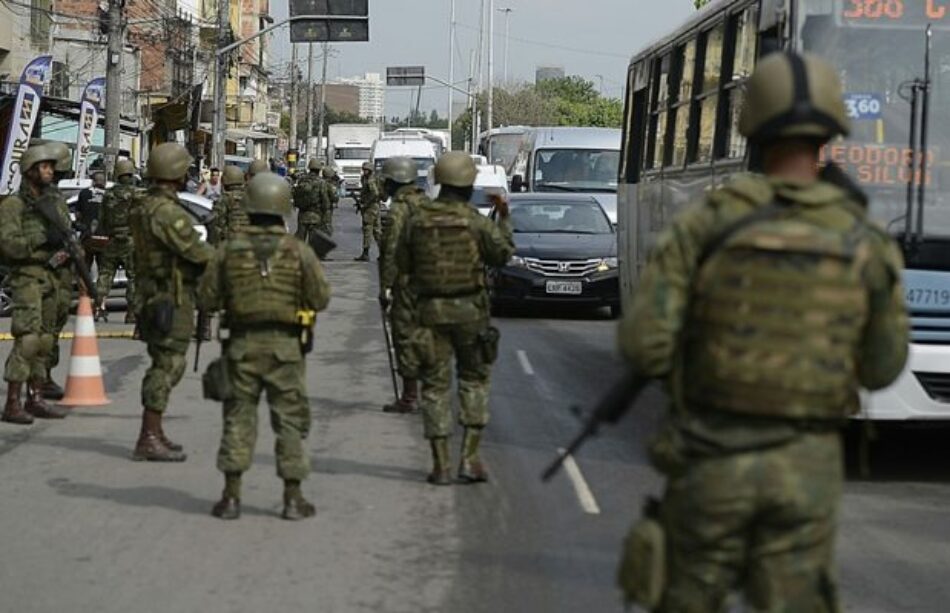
[293,159,323,243]
[0,144,73,423]
[210,165,249,245]
[394,152,514,485]
[129,143,214,461]
[378,157,429,414]
[246,159,269,182]
[615,53,909,611]
[76,170,107,271]
[95,159,139,323]
[198,173,331,520]
[354,161,383,262]
[317,166,338,237]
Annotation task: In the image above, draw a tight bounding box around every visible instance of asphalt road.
[0,201,948,612]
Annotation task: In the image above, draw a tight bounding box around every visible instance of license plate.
[545,281,582,295]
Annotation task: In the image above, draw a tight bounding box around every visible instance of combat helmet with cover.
[147,143,192,181]
[47,142,72,173]
[738,51,850,145]
[247,159,269,178]
[322,166,336,180]
[380,157,416,185]
[244,172,292,217]
[434,151,477,187]
[361,161,373,172]
[222,165,245,187]
[19,143,61,174]
[115,159,136,178]
[308,158,323,172]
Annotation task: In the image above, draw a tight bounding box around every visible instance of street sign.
[386,66,425,87]
[289,0,369,43]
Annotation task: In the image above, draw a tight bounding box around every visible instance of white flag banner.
[74,77,106,179]
[0,55,53,195]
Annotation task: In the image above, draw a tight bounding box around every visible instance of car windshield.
[534,148,619,193]
[335,148,371,160]
[508,200,612,234]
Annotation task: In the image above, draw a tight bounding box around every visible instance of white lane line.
[516,350,535,376]
[558,448,601,515]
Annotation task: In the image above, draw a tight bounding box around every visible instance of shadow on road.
[312,455,423,483]
[493,304,615,322]
[845,424,950,483]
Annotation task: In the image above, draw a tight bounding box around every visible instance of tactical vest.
[681,208,871,420]
[102,184,136,237]
[130,192,178,284]
[223,232,302,325]
[14,194,55,265]
[224,189,250,235]
[294,176,321,213]
[409,202,483,297]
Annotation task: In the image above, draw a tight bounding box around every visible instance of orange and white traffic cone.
[59,295,111,407]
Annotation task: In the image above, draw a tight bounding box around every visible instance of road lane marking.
[558,447,601,515]
[516,350,535,376]
[0,331,135,341]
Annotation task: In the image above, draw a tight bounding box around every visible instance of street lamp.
[497,7,513,84]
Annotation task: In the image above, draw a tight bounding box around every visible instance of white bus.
[618,0,950,420]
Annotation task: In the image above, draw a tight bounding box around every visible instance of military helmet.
[146,143,192,181]
[19,143,61,174]
[322,166,335,179]
[247,159,270,177]
[308,158,323,171]
[48,142,72,173]
[114,159,136,178]
[222,165,245,187]
[739,52,850,145]
[244,172,292,217]
[361,162,373,172]
[380,157,416,185]
[434,151,478,188]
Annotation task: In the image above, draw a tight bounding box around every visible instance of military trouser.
[141,344,187,413]
[360,204,381,252]
[48,266,73,373]
[96,236,134,307]
[138,289,196,412]
[658,431,842,613]
[390,285,419,379]
[417,320,494,439]
[4,266,58,383]
[318,209,334,236]
[216,331,310,481]
[295,210,322,245]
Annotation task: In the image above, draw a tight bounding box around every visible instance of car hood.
[513,232,616,260]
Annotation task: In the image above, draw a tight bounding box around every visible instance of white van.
[427,163,508,216]
[371,135,438,191]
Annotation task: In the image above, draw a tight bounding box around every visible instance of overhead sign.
[289,0,369,43]
[74,77,106,179]
[387,66,425,87]
[843,93,883,121]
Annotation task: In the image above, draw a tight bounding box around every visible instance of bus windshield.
[799,3,950,239]
[533,148,619,193]
[335,148,371,160]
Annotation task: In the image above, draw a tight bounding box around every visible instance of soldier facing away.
[0,144,74,423]
[354,161,383,261]
[394,152,514,485]
[198,172,331,520]
[615,52,909,611]
[317,166,339,237]
[96,159,139,323]
[378,156,431,414]
[129,143,214,462]
[293,158,324,244]
[209,165,249,245]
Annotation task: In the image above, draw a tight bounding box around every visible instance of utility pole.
[211,0,229,169]
[315,41,329,162]
[306,43,314,151]
[104,0,124,176]
[289,44,298,153]
[498,7,512,84]
[487,0,494,164]
[447,0,455,151]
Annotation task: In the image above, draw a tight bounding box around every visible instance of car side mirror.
[510,174,524,193]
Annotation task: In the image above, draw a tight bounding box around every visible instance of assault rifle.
[34,194,98,303]
[541,370,648,481]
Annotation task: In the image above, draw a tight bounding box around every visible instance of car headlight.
[597,257,618,272]
[508,255,527,267]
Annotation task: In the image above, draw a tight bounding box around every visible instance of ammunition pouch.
[202,357,233,401]
[477,326,500,364]
[617,497,666,610]
[146,295,175,336]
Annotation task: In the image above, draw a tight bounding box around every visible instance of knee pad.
[38,333,55,355]
[18,334,42,359]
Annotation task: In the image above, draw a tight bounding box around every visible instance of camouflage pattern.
[318,179,338,236]
[198,225,331,481]
[47,183,75,376]
[358,173,383,253]
[0,186,72,382]
[293,172,323,243]
[618,174,909,611]
[395,196,514,438]
[131,184,213,412]
[96,178,138,306]
[211,186,249,245]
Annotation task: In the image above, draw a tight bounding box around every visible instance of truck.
[370,134,438,192]
[327,124,382,194]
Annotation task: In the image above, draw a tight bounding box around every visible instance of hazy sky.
[267,0,695,117]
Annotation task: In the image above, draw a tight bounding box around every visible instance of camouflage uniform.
[293,172,323,243]
[47,183,75,386]
[356,171,383,258]
[317,170,338,236]
[211,186,249,244]
[96,176,138,317]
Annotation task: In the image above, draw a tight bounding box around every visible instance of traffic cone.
[59,295,111,407]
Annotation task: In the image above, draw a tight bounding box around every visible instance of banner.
[0,55,53,195]
[74,77,106,178]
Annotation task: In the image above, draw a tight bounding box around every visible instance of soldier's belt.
[416,288,482,299]
[229,322,300,336]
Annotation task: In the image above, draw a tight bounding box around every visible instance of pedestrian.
[354,162,382,261]
[129,143,214,461]
[293,158,323,245]
[204,167,223,202]
[394,152,514,485]
[318,166,338,237]
[185,165,202,194]
[95,159,139,323]
[77,170,107,272]
[210,165,249,245]
[615,52,909,611]
[378,157,430,414]
[198,172,331,520]
[0,144,73,423]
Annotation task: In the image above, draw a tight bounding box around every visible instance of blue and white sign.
[844,93,883,121]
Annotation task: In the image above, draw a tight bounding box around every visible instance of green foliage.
[694,0,712,8]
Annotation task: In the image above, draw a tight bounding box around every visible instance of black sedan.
[488,194,620,317]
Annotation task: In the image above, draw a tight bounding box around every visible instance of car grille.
[524,257,603,277]
[915,372,950,403]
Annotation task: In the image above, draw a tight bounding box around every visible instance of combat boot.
[155,414,184,452]
[457,427,489,484]
[40,371,65,401]
[281,480,316,520]
[94,303,109,323]
[354,248,369,262]
[2,383,33,425]
[382,378,418,414]
[427,437,453,486]
[132,409,187,462]
[25,380,68,419]
[211,473,242,520]
[124,310,136,325]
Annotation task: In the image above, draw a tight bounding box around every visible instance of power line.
[455,22,628,59]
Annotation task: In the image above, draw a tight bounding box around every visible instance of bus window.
[646,54,671,170]
[670,40,697,167]
[621,62,649,183]
[696,24,725,162]
[722,6,759,159]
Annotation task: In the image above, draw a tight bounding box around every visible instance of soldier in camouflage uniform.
[95,159,139,324]
[354,161,382,261]
[130,143,214,461]
[210,165,248,245]
[0,144,73,423]
[317,166,338,237]
[293,158,324,244]
[616,53,909,612]
[379,157,430,414]
[246,158,269,182]
[395,152,514,485]
[198,173,331,521]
